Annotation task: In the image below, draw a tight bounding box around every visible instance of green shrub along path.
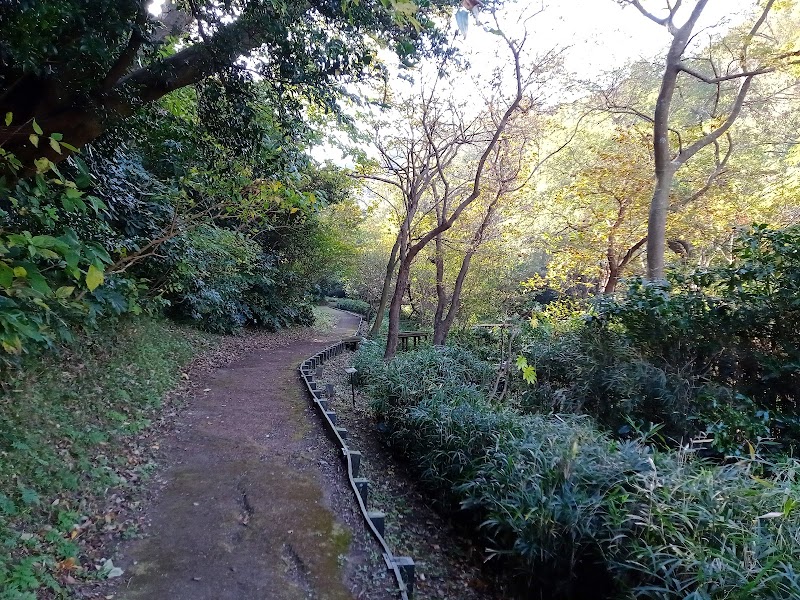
[111,308,368,600]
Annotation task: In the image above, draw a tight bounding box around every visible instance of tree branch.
[100,2,149,92]
[677,63,773,84]
[674,76,752,167]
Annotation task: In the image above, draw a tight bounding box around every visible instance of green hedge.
[333,298,373,318]
[354,341,800,599]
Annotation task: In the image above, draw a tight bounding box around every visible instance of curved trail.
[116,309,366,600]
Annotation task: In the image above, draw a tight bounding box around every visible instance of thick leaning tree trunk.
[385,258,412,358]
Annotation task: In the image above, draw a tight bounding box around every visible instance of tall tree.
[0,0,452,175]
[616,0,789,279]
[429,110,574,343]
[360,5,563,358]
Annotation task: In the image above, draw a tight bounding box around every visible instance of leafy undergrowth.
[354,341,800,600]
[332,298,373,318]
[0,317,210,599]
[320,351,507,600]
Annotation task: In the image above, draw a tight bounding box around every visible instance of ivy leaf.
[86,264,104,291]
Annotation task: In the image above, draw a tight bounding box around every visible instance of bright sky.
[148,0,756,77]
[455,0,756,81]
[146,0,758,163]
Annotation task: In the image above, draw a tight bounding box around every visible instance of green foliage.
[355,343,800,599]
[0,317,207,598]
[334,297,374,318]
[164,225,313,333]
[0,127,146,368]
[524,225,800,454]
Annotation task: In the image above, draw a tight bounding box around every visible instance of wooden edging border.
[298,320,415,599]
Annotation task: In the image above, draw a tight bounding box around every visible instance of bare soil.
[92,309,395,600]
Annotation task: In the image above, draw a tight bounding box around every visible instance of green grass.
[0,317,210,599]
[312,306,337,332]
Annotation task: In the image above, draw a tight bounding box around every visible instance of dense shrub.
[523,225,800,453]
[0,156,150,370]
[165,225,313,333]
[356,343,800,599]
[334,297,374,318]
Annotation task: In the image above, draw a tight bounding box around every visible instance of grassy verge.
[312,305,337,332]
[0,317,210,599]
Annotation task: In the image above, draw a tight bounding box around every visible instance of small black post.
[353,477,368,507]
[367,511,385,536]
[349,450,362,477]
[395,557,415,597]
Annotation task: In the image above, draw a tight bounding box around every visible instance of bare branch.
[677,63,773,84]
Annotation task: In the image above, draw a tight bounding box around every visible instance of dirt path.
[113,309,379,600]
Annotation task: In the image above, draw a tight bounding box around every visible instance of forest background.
[1,0,799,598]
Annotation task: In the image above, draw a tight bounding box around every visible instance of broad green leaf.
[2,337,22,354]
[50,132,63,141]
[521,365,537,384]
[86,264,104,291]
[29,235,59,249]
[4,112,11,126]
[26,270,52,296]
[55,286,75,298]
[12,266,27,277]
[28,134,39,148]
[32,119,43,135]
[49,138,61,154]
[0,263,12,288]
[34,157,49,173]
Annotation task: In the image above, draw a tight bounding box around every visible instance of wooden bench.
[398,331,429,351]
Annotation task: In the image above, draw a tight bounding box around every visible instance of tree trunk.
[1,6,295,175]
[432,232,447,342]
[433,249,474,345]
[646,168,675,281]
[603,267,620,294]
[368,236,400,338]
[385,257,411,360]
